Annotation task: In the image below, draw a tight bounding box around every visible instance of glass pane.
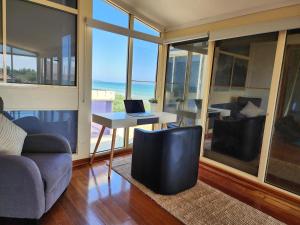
[129,81,155,145]
[131,81,156,109]
[164,40,208,126]
[134,18,160,36]
[232,58,248,87]
[129,39,158,144]
[91,29,128,153]
[131,38,157,109]
[214,53,233,87]
[203,32,278,176]
[7,0,76,85]
[48,0,77,8]
[6,110,78,153]
[93,0,129,28]
[266,29,300,195]
[132,39,158,82]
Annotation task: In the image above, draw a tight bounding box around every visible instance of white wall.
[210,88,268,111]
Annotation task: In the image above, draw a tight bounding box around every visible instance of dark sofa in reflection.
[211,97,266,161]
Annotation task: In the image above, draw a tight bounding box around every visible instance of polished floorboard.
[2,157,295,225]
[40,160,183,225]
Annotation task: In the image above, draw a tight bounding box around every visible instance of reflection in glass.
[6,110,78,153]
[93,0,129,28]
[134,18,160,37]
[164,40,208,126]
[266,29,300,195]
[203,32,278,176]
[7,0,76,85]
[91,29,128,153]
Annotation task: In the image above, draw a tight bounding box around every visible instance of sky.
[92,0,159,83]
[8,0,159,83]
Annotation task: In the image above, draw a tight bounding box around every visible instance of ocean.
[92,80,155,100]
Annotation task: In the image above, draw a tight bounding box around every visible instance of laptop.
[124,100,154,117]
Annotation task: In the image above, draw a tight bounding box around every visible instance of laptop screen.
[124,100,145,113]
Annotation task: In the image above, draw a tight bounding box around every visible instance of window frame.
[0,0,81,156]
[213,50,249,89]
[198,31,289,185]
[89,0,161,153]
[163,41,207,114]
[0,0,79,87]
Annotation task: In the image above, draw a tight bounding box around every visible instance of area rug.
[112,156,284,225]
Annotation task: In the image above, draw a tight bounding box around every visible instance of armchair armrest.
[22,133,72,154]
[0,155,45,219]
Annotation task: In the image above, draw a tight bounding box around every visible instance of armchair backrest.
[163,126,202,152]
[132,125,202,194]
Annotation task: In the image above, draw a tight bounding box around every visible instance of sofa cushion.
[22,153,72,194]
[240,101,264,118]
[0,114,27,156]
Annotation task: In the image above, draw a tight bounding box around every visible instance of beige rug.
[112,156,284,225]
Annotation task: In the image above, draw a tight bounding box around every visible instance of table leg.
[90,126,106,165]
[108,128,117,179]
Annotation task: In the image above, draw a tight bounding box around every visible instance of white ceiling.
[115,0,300,31]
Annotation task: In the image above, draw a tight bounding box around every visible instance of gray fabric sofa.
[0,98,72,220]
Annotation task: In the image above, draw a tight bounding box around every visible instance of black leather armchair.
[131,126,202,195]
[212,116,265,161]
[211,97,265,161]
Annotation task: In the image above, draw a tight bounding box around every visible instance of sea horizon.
[92,80,155,100]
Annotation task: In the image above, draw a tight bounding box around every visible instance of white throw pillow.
[240,101,264,118]
[0,114,27,156]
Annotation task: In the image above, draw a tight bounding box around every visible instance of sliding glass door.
[164,40,208,126]
[203,32,278,176]
[266,29,300,195]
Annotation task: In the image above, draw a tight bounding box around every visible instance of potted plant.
[149,98,159,112]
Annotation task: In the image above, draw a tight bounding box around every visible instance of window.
[128,39,159,144]
[48,0,77,8]
[134,18,160,36]
[203,32,278,176]
[93,0,129,28]
[214,52,248,88]
[164,40,208,126]
[7,0,77,85]
[131,39,158,107]
[91,29,128,153]
[90,0,160,152]
[266,29,300,195]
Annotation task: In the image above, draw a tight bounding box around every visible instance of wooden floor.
[40,160,183,225]
[2,156,298,225]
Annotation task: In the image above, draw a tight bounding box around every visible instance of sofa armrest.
[22,134,72,154]
[0,155,45,219]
